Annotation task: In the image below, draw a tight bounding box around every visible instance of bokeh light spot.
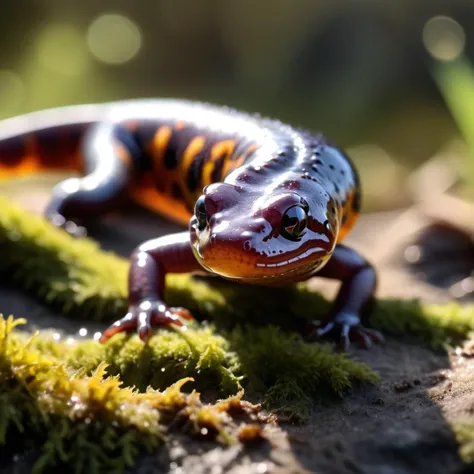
[87,13,142,65]
[36,24,88,75]
[423,16,465,61]
[0,70,24,116]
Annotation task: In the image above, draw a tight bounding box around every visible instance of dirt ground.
[1,180,474,474]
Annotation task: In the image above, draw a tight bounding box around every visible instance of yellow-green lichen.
[0,316,261,473]
[452,417,474,464]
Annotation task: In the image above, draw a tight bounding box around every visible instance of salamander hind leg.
[100,231,203,343]
[45,122,140,236]
[307,244,384,351]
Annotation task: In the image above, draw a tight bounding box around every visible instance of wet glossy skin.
[189,124,359,284]
[191,181,337,284]
[0,99,383,350]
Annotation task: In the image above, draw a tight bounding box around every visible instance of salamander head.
[190,182,339,284]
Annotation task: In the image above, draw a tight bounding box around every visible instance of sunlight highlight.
[87,13,142,65]
[423,16,465,61]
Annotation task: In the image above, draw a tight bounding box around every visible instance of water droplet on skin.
[65,221,78,234]
[256,463,269,473]
[404,245,421,263]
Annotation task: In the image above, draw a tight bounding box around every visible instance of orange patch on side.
[0,132,84,181]
[0,154,41,179]
[174,121,186,130]
[178,135,206,201]
[149,126,172,167]
[0,136,40,179]
[337,190,359,242]
[129,180,192,226]
[181,136,205,176]
[148,126,173,191]
[220,143,258,179]
[201,140,237,186]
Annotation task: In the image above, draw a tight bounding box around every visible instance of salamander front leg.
[100,231,203,343]
[308,244,384,351]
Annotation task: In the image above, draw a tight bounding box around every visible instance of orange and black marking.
[337,188,360,242]
[0,123,88,179]
[131,120,259,215]
[0,100,360,235]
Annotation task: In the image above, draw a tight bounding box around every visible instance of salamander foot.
[99,300,193,343]
[307,311,384,351]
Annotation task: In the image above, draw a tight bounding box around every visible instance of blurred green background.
[0,0,473,211]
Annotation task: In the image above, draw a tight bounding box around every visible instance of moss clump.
[34,326,242,395]
[0,197,128,321]
[230,325,379,418]
[24,321,377,421]
[0,316,265,473]
[371,299,474,350]
[452,418,474,464]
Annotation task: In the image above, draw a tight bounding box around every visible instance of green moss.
[1,196,474,468]
[372,299,474,350]
[0,316,262,473]
[24,322,377,421]
[229,325,379,418]
[452,418,474,464]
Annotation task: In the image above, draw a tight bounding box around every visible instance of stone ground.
[1,178,474,474]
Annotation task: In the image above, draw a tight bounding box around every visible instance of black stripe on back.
[0,136,26,166]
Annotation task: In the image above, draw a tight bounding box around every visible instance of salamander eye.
[194,196,207,230]
[324,220,331,232]
[281,205,307,241]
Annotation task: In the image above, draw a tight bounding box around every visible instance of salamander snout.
[190,188,337,283]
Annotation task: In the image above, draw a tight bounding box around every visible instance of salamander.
[0,99,383,350]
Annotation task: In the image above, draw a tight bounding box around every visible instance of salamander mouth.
[254,247,327,269]
[189,214,333,282]
[220,259,327,285]
[192,240,330,283]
